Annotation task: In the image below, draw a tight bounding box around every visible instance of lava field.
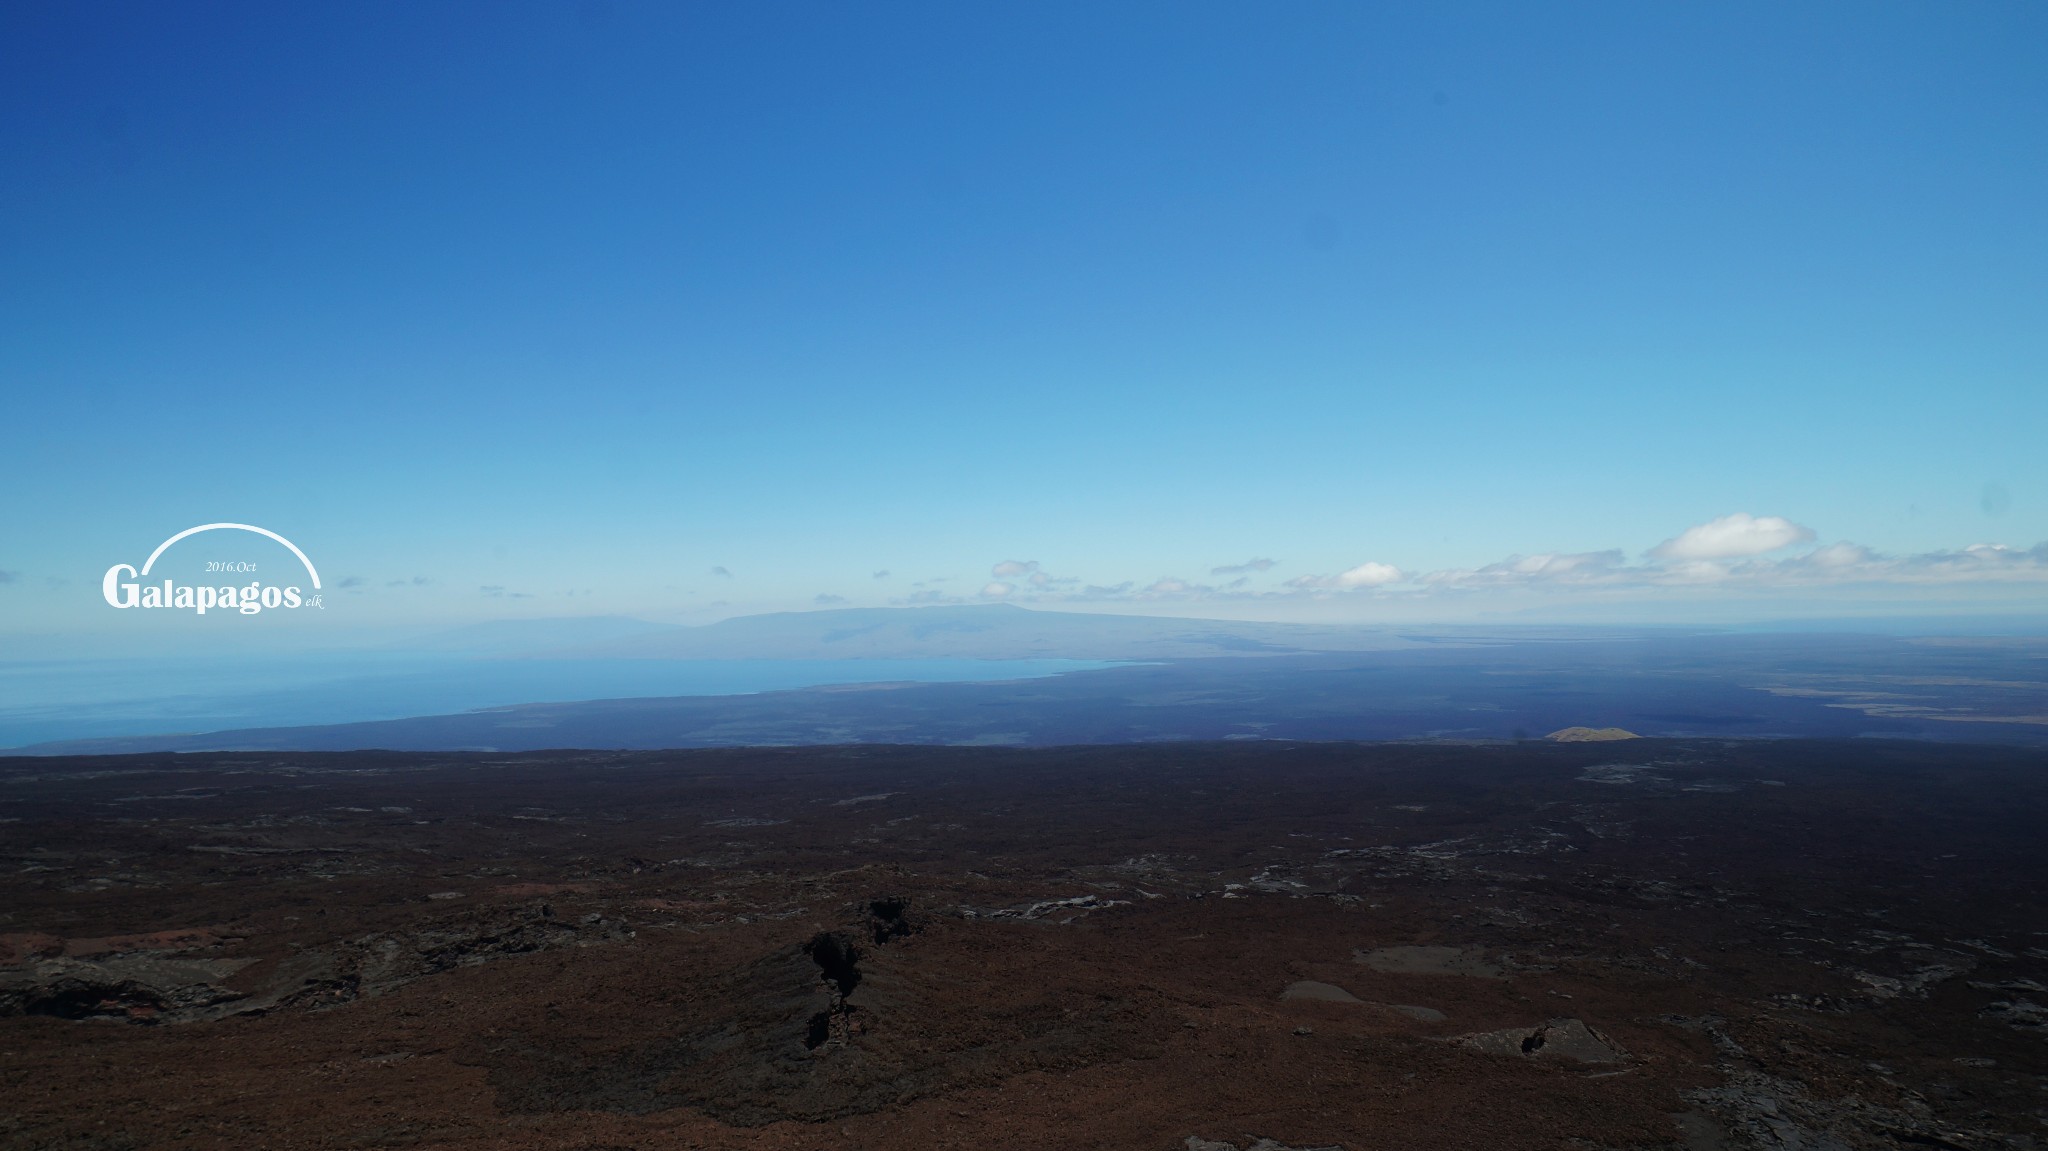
[2,739,2044,1150]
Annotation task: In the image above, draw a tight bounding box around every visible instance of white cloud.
[1422,551,1628,589]
[1210,557,1277,576]
[1419,537,2048,595]
[1796,542,1872,569]
[911,524,2048,613]
[1337,561,1402,587]
[1503,552,1619,578]
[1650,513,1815,560]
[1288,561,1405,590]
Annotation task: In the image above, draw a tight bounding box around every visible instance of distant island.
[1546,726,1641,742]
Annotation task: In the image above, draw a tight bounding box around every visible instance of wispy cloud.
[990,559,1077,590]
[1287,561,1405,590]
[338,576,367,589]
[896,589,956,605]
[710,565,732,578]
[1419,550,1628,589]
[814,593,849,606]
[1423,539,2048,592]
[918,513,2048,611]
[0,570,17,585]
[872,570,891,580]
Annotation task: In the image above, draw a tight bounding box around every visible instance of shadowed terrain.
[2,739,2045,1149]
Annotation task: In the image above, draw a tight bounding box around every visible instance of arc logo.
[103,523,324,616]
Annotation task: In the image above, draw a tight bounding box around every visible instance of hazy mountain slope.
[18,638,2048,754]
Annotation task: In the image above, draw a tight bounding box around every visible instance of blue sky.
[4,0,2046,642]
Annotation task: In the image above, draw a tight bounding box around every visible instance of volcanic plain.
[2,739,2044,1150]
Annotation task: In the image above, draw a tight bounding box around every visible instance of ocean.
[0,656,1115,749]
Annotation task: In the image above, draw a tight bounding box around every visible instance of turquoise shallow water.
[0,656,1117,748]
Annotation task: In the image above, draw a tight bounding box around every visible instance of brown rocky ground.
[0,739,2044,1149]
